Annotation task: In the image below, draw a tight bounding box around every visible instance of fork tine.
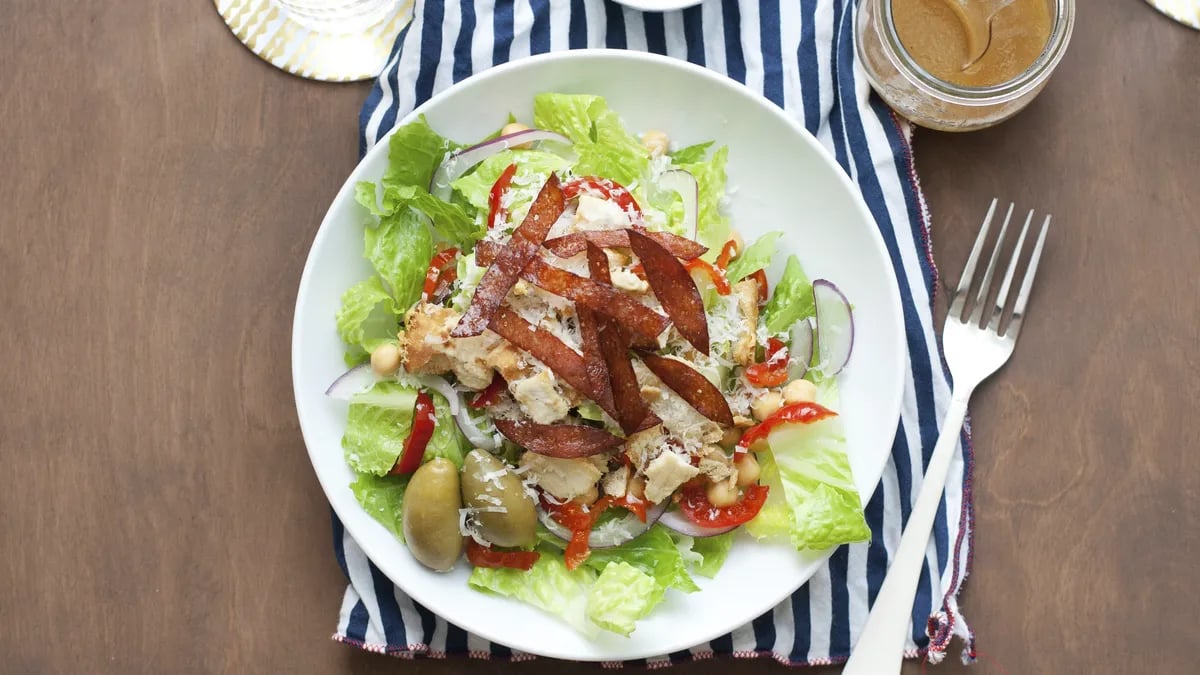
[1005,214,1050,339]
[950,199,998,321]
[987,209,1034,332]
[968,202,1015,326]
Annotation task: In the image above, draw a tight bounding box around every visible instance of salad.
[327,93,870,637]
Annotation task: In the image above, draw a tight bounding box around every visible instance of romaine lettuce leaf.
[746,408,870,550]
[689,532,735,578]
[451,149,570,212]
[583,524,699,594]
[469,549,600,638]
[364,208,433,313]
[762,254,815,334]
[585,562,663,637]
[350,473,409,541]
[342,382,419,476]
[424,390,468,469]
[335,276,398,365]
[669,141,714,165]
[382,115,458,194]
[388,185,483,247]
[677,146,731,255]
[533,93,648,186]
[725,231,782,284]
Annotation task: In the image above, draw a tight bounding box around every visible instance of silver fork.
[843,201,1050,674]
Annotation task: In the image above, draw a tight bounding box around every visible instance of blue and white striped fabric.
[332,0,976,666]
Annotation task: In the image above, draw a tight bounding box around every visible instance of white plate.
[293,50,905,661]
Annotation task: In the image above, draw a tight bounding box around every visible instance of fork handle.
[842,394,971,675]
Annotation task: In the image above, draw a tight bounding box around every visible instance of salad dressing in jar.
[857,0,1075,131]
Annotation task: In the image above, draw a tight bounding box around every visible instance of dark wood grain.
[0,1,1196,673]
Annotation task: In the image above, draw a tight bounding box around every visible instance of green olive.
[401,458,464,572]
[460,450,537,548]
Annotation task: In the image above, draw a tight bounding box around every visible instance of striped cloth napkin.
[332,0,975,666]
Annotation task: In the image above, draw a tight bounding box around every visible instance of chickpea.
[735,453,760,487]
[641,129,669,157]
[370,343,401,376]
[720,426,743,449]
[751,390,784,422]
[782,378,818,404]
[572,484,599,506]
[501,122,533,148]
[706,476,739,508]
[627,474,647,501]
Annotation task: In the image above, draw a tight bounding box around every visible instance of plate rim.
[292,48,906,660]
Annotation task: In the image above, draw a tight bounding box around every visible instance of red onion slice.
[813,279,854,376]
[657,169,698,240]
[429,129,573,200]
[324,364,377,400]
[415,375,501,450]
[787,318,814,381]
[538,501,668,549]
[657,509,739,538]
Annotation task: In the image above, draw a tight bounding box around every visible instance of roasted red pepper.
[715,239,739,271]
[468,373,506,409]
[750,269,769,304]
[684,258,731,295]
[594,494,649,524]
[487,163,519,230]
[421,247,459,302]
[745,337,790,388]
[561,176,643,217]
[465,539,540,571]
[389,391,437,475]
[676,483,769,528]
[735,401,838,457]
[542,493,647,570]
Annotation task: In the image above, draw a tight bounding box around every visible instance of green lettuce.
[342,382,419,476]
[533,93,649,186]
[725,231,782,284]
[685,532,736,579]
[676,146,731,254]
[364,207,433,313]
[335,276,398,365]
[350,473,409,541]
[469,550,600,638]
[585,562,663,637]
[425,390,468,469]
[669,141,714,165]
[382,115,458,193]
[762,254,816,334]
[745,383,870,550]
[451,149,570,212]
[584,524,699,594]
[390,185,483,247]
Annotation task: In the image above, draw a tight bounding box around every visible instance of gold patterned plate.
[214,0,414,82]
[1146,0,1200,29]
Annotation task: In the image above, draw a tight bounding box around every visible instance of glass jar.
[856,0,1076,132]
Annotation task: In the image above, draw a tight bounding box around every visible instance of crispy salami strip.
[543,230,708,259]
[587,242,660,434]
[626,229,711,355]
[474,241,669,344]
[452,174,564,337]
[488,307,598,402]
[575,303,615,417]
[638,352,734,426]
[494,417,624,458]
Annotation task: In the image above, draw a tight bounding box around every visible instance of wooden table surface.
[2,1,1196,673]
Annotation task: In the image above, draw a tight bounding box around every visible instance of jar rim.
[878,0,1076,105]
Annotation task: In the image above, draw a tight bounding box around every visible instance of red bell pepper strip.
[543,493,647,570]
[735,401,838,458]
[676,483,769,528]
[465,539,540,571]
[389,391,437,475]
[468,373,506,409]
[715,239,739,271]
[745,337,790,388]
[421,248,459,302]
[487,163,519,230]
[749,269,769,304]
[684,258,731,296]
[561,176,643,217]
